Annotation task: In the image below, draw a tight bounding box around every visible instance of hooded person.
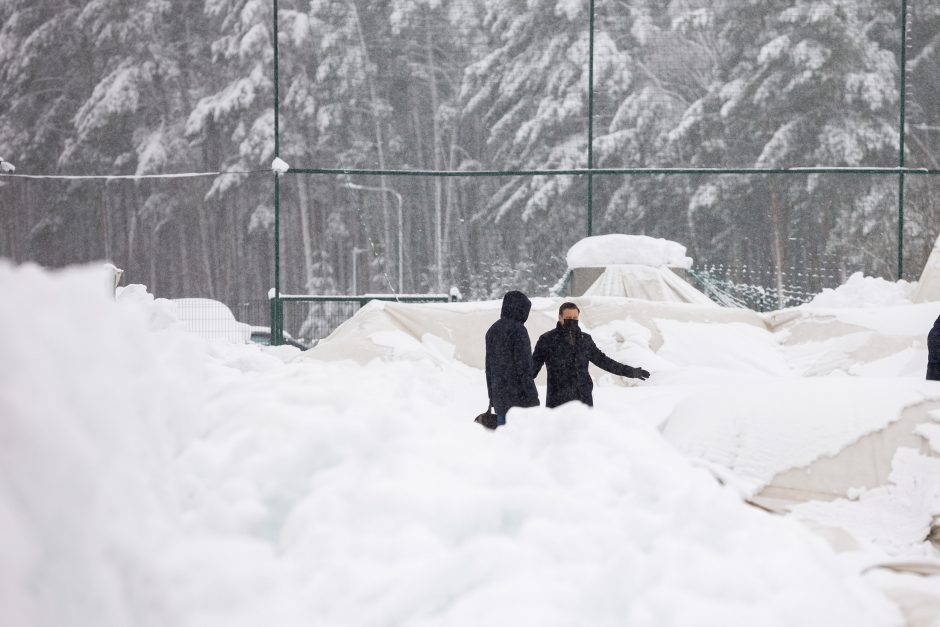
[484,291,540,426]
[533,302,650,408]
[928,314,940,381]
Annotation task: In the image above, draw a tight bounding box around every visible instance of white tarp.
[913,232,940,303]
[582,264,717,306]
[302,296,764,370]
[305,297,939,515]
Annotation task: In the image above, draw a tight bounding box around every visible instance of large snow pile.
[804,272,915,309]
[566,234,693,269]
[0,260,920,626]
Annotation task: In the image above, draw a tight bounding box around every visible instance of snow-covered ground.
[2,261,939,627]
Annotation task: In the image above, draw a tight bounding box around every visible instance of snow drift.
[1,260,924,626]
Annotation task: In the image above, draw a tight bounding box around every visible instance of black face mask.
[562,318,579,344]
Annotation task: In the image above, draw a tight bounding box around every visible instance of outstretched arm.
[587,337,649,380]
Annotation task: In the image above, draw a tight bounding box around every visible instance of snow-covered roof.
[566,234,693,269]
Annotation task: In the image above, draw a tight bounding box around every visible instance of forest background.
[1,0,939,324]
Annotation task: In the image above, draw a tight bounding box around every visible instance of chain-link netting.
[1,1,937,339]
[0,174,276,332]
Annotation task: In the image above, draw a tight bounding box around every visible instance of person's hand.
[633,367,650,380]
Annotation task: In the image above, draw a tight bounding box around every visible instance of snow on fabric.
[565,234,694,269]
[804,271,915,309]
[661,378,935,498]
[581,264,716,305]
[791,448,940,554]
[0,260,912,626]
[305,297,763,371]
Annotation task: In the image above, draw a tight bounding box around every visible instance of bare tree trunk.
[103,183,113,262]
[446,127,473,282]
[227,193,238,301]
[179,221,190,296]
[768,180,785,308]
[127,184,139,277]
[425,14,444,292]
[350,0,392,281]
[150,218,169,294]
[196,200,215,298]
[411,107,435,263]
[297,177,317,292]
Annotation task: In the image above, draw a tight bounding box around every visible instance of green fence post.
[270,294,276,341]
[272,0,282,345]
[897,0,908,280]
[586,0,595,237]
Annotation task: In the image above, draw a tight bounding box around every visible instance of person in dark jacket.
[533,302,650,408]
[928,314,940,380]
[485,291,540,426]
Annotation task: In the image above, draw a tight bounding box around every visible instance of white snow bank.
[199,363,901,627]
[566,234,693,269]
[0,261,906,627]
[804,272,915,309]
[0,262,207,627]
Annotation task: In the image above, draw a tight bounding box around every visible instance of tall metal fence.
[1,2,939,340]
[265,0,939,339]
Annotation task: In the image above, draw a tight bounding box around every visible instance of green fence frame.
[268,0,935,344]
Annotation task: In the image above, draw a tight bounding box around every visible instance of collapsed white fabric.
[662,378,939,503]
[757,400,940,507]
[302,296,763,370]
[304,296,940,518]
[913,232,940,303]
[581,264,717,305]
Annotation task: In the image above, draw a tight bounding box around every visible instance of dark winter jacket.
[533,322,645,408]
[928,314,940,381]
[485,291,540,415]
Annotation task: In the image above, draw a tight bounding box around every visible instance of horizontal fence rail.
[286,167,940,177]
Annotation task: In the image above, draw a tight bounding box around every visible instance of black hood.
[500,290,531,323]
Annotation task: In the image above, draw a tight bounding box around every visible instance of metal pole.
[341,180,404,292]
[897,0,908,280]
[587,0,595,237]
[272,0,282,344]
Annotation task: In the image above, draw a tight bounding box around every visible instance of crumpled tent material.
[913,232,940,303]
[755,399,940,508]
[302,296,762,369]
[581,264,717,306]
[301,293,940,618]
[303,297,938,509]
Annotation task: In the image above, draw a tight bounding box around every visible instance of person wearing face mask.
[532,302,650,408]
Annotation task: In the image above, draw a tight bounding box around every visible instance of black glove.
[632,367,650,380]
